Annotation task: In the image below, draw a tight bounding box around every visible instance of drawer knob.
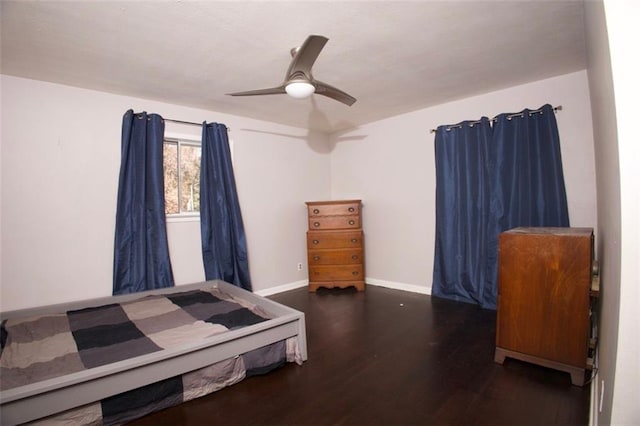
[351,238,358,243]
[313,222,320,227]
[313,208,320,214]
[352,271,359,276]
[348,207,355,212]
[313,256,320,261]
[312,240,319,245]
[352,255,359,260]
[349,220,355,225]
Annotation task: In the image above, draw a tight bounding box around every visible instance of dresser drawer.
[309,215,360,230]
[307,231,363,249]
[309,264,364,281]
[308,248,363,265]
[307,200,360,218]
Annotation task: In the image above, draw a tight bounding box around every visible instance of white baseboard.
[365,278,432,295]
[255,278,431,297]
[589,349,599,426]
[254,280,308,297]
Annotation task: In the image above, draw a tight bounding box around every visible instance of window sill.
[167,214,200,223]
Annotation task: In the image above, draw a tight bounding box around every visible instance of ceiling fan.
[226,35,356,106]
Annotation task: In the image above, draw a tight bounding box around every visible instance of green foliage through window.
[163,139,201,215]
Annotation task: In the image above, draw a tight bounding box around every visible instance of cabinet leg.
[495,347,587,387]
[569,369,586,386]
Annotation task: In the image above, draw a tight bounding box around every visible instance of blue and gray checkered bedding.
[0,286,286,424]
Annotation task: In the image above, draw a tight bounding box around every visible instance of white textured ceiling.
[0,1,586,133]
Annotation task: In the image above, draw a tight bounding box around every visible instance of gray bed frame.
[0,280,307,425]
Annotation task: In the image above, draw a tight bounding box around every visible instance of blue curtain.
[113,110,174,295]
[200,122,252,291]
[432,104,569,309]
[492,104,570,230]
[432,118,496,308]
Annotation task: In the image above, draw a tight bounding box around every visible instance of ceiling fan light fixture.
[227,35,355,106]
[285,81,315,99]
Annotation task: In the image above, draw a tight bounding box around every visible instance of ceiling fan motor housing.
[227,35,356,106]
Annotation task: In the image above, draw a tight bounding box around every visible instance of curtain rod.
[429,105,562,134]
[164,117,231,132]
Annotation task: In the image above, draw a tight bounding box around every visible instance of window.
[163,138,201,216]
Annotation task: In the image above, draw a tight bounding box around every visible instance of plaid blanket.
[0,287,269,391]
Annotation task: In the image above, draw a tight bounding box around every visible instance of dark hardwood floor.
[130,285,590,425]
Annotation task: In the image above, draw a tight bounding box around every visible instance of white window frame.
[163,131,234,223]
[164,132,201,222]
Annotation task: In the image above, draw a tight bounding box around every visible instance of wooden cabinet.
[494,227,595,386]
[306,200,365,292]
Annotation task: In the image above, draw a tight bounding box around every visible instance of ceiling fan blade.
[286,35,329,80]
[227,86,286,97]
[227,35,355,106]
[314,80,357,106]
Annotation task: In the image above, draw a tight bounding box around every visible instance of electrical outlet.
[297,263,303,271]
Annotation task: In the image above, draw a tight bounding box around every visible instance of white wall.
[606,1,640,422]
[0,71,599,309]
[584,2,620,424]
[330,71,596,293]
[0,75,331,311]
[585,1,640,424]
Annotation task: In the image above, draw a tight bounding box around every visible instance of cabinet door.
[496,231,591,368]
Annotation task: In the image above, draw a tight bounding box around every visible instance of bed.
[0,280,307,425]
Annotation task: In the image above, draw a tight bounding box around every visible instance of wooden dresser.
[494,227,595,386]
[305,200,365,292]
